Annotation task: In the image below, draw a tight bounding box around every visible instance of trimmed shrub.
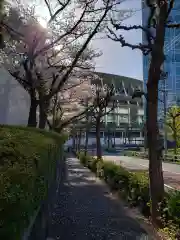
[167,191,180,224]
[128,172,150,215]
[87,157,99,172]
[103,161,131,192]
[96,159,104,178]
[0,125,66,239]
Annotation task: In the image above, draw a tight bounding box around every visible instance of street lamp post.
[163,80,168,161]
[159,65,168,161]
[132,90,147,149]
[132,87,168,158]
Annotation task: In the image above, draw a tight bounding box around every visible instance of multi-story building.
[142,1,180,116]
[74,72,144,146]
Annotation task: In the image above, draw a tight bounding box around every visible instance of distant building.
[142,1,180,116]
[0,68,30,125]
[76,72,144,146]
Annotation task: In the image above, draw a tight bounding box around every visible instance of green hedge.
[77,151,180,238]
[0,125,67,239]
[123,151,148,159]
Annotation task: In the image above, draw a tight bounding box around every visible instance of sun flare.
[38,17,47,28]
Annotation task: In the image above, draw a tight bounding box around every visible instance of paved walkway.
[47,156,154,240]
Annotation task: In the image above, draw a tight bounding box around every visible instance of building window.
[174,53,180,62]
[119,115,128,123]
[107,114,114,123]
[176,76,180,89]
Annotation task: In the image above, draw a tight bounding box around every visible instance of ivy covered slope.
[0,125,66,239]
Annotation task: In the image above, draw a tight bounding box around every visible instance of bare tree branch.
[46,0,71,24]
[166,23,180,28]
[107,27,151,55]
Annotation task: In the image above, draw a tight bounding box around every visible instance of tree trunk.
[39,100,49,129]
[174,137,177,156]
[73,135,76,149]
[47,119,52,130]
[76,133,79,151]
[0,79,11,124]
[85,129,89,156]
[147,84,164,224]
[96,117,102,159]
[85,108,90,155]
[78,130,82,151]
[52,93,58,129]
[28,92,37,127]
[173,120,177,156]
[146,2,167,225]
[75,134,77,151]
[108,130,110,149]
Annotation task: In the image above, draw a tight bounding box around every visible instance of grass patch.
[0,125,67,239]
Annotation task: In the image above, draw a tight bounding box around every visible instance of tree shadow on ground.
[47,156,153,240]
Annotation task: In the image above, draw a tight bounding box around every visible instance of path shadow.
[47,156,152,240]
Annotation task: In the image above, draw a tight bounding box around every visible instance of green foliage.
[77,151,91,166]
[166,106,180,148]
[0,125,66,239]
[128,172,149,213]
[78,151,180,237]
[159,226,178,240]
[103,161,131,191]
[77,151,100,172]
[88,157,100,173]
[124,151,148,159]
[167,191,180,224]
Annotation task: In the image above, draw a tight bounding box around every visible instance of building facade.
[142,1,180,117]
[76,72,145,146]
[0,68,30,125]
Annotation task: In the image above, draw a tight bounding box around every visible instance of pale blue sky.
[94,0,143,80]
[36,0,143,80]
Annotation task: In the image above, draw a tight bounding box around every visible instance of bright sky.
[94,0,143,80]
[36,0,143,81]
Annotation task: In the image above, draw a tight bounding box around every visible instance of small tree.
[166,106,180,155]
[91,81,115,159]
[47,81,92,131]
[76,96,92,156]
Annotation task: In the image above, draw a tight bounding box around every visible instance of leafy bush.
[128,172,150,215]
[167,191,180,224]
[78,151,92,167]
[96,159,104,178]
[78,151,100,172]
[103,161,131,191]
[0,125,66,239]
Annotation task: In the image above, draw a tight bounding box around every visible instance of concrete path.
[47,156,154,240]
[103,155,180,190]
